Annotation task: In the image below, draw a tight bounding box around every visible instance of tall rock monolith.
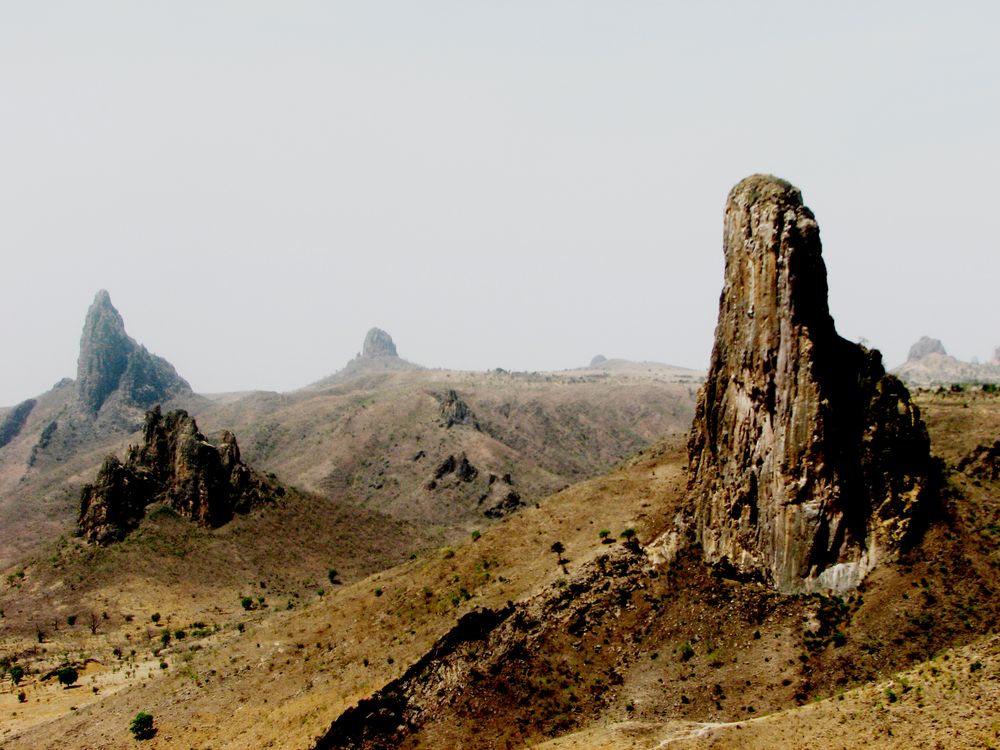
[686,175,933,593]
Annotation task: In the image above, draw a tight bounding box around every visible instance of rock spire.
[362,328,398,358]
[76,290,190,413]
[686,175,933,593]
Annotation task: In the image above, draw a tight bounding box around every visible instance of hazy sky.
[2,2,998,405]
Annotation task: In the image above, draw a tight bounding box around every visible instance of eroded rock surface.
[76,290,190,413]
[78,407,278,543]
[686,175,934,593]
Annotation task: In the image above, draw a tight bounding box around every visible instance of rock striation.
[76,290,190,413]
[78,407,278,544]
[686,175,934,593]
[907,337,947,361]
[362,327,398,358]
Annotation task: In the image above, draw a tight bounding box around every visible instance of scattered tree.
[57,666,78,688]
[10,664,24,685]
[129,711,156,740]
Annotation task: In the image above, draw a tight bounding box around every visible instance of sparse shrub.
[150,613,160,623]
[679,641,695,661]
[240,596,253,611]
[160,629,170,646]
[971,660,984,672]
[10,664,25,684]
[174,629,186,640]
[598,529,612,540]
[66,614,77,626]
[129,711,155,740]
[327,568,339,584]
[374,588,383,597]
[17,690,26,703]
[471,530,481,542]
[57,666,78,688]
[885,687,898,703]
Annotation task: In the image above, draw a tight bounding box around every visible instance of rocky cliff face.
[76,290,190,413]
[686,175,934,593]
[362,327,398,358]
[908,336,947,361]
[78,407,278,544]
[0,399,36,449]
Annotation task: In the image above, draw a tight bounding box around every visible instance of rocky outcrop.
[685,175,934,593]
[362,328,398,358]
[0,399,36,449]
[435,390,479,429]
[312,328,421,386]
[908,337,947,361]
[993,347,1000,366]
[76,290,190,413]
[78,407,278,544]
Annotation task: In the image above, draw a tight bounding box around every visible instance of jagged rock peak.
[78,406,279,544]
[686,174,934,594]
[908,336,947,361]
[76,290,190,413]
[362,328,398,358]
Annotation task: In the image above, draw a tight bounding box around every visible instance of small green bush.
[679,641,695,661]
[240,596,253,611]
[150,613,160,623]
[129,711,155,740]
[10,664,24,684]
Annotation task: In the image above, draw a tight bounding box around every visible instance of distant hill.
[892,336,1000,386]
[0,319,698,569]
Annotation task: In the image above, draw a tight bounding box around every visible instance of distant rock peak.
[908,336,947,361]
[589,354,608,367]
[684,174,934,593]
[76,290,190,413]
[362,328,398,358]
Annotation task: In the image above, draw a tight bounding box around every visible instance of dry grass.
[2,389,998,750]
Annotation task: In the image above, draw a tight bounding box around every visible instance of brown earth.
[1,388,998,749]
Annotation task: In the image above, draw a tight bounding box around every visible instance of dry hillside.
[1,388,999,749]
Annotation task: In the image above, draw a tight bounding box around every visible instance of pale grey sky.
[2,2,998,405]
